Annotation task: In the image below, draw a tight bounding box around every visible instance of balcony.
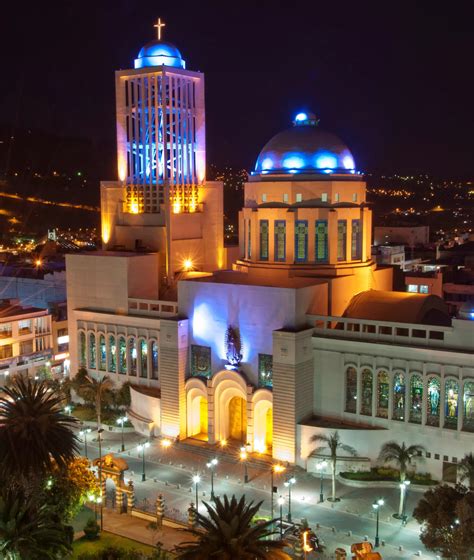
[128,298,178,318]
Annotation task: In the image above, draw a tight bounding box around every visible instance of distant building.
[373,244,405,268]
[0,299,53,381]
[405,271,443,297]
[0,268,66,309]
[374,225,429,247]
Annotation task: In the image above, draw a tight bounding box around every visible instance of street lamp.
[277,496,285,538]
[239,447,249,483]
[206,458,218,501]
[316,460,328,503]
[193,475,201,510]
[399,480,410,523]
[271,464,286,519]
[137,442,150,482]
[64,405,72,415]
[372,498,384,547]
[79,427,92,459]
[161,438,172,449]
[283,476,296,522]
[116,416,128,452]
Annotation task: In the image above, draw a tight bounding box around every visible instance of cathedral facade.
[67,27,474,482]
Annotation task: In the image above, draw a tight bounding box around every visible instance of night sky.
[1,1,473,178]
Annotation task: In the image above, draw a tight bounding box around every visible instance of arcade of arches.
[185,372,273,453]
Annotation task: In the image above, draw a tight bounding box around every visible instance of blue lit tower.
[101,20,223,281]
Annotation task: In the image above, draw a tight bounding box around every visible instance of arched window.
[409,374,423,424]
[463,380,474,432]
[426,376,440,426]
[151,341,158,380]
[345,367,357,413]
[98,334,106,371]
[88,333,96,369]
[361,369,373,416]
[393,373,406,421]
[376,371,389,418]
[140,339,147,378]
[129,338,137,376]
[118,336,127,375]
[79,332,86,367]
[444,379,459,430]
[108,335,116,373]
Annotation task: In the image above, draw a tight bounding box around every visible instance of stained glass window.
[351,219,362,260]
[140,339,148,378]
[108,335,116,373]
[118,337,127,374]
[89,333,96,369]
[294,220,308,263]
[191,344,211,378]
[151,341,159,379]
[463,380,474,432]
[98,334,106,371]
[409,374,423,424]
[444,379,459,429]
[79,332,86,367]
[129,338,137,376]
[361,369,373,416]
[426,376,440,426]
[393,373,406,421]
[376,370,389,418]
[337,220,347,261]
[258,354,273,388]
[274,220,286,262]
[345,367,357,413]
[315,220,328,262]
[259,220,269,261]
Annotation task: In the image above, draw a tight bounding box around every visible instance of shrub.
[83,518,100,540]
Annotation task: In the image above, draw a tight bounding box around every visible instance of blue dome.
[134,40,186,69]
[254,114,356,176]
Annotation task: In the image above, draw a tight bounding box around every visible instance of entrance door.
[442,461,457,483]
[229,396,247,443]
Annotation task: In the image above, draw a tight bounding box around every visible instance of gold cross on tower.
[154,18,166,41]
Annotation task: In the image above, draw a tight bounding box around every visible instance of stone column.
[272,327,314,464]
[127,480,135,512]
[160,319,189,439]
[207,378,216,444]
[116,489,123,513]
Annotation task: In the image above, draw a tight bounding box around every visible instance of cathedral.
[66,24,474,482]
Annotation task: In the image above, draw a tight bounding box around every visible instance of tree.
[378,441,426,516]
[0,487,72,560]
[42,457,100,521]
[413,484,474,560]
[458,452,474,490]
[0,377,79,484]
[175,495,290,559]
[309,431,357,502]
[80,374,114,429]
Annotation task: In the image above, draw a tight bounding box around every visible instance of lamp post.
[271,464,286,519]
[372,498,384,547]
[64,405,72,415]
[284,476,296,522]
[400,480,410,523]
[193,475,201,511]
[97,428,104,531]
[79,428,92,459]
[316,460,327,503]
[240,447,249,483]
[206,458,218,501]
[277,496,285,538]
[116,416,128,452]
[137,442,150,482]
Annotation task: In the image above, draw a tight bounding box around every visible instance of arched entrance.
[253,389,273,454]
[186,379,209,441]
[229,396,247,443]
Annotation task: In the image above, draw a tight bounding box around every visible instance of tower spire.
[154,17,166,41]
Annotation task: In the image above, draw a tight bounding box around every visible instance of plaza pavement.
[78,428,439,559]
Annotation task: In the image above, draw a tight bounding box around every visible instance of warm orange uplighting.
[273,464,286,474]
[303,530,313,553]
[130,202,139,214]
[220,439,227,448]
[173,200,181,214]
[183,259,193,272]
[35,259,42,267]
[161,439,172,449]
[239,447,248,461]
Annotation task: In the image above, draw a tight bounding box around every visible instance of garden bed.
[340,467,437,485]
[71,404,133,427]
[72,532,155,558]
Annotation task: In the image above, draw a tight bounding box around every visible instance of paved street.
[78,428,435,559]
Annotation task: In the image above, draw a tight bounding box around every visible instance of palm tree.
[175,495,290,560]
[458,452,474,490]
[0,487,72,560]
[80,374,113,429]
[309,431,357,502]
[378,441,426,517]
[0,377,79,482]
